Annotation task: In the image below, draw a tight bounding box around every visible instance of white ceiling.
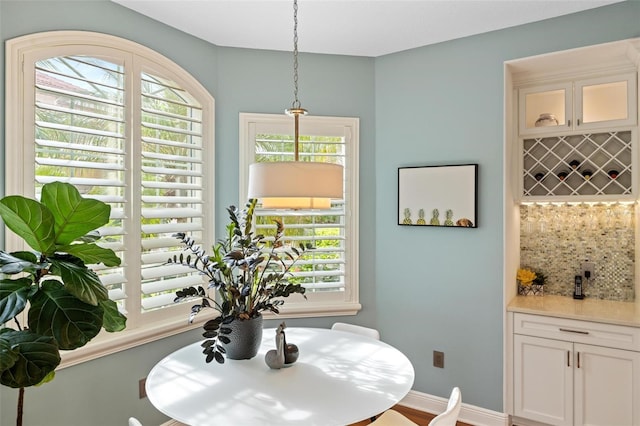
[111,0,623,57]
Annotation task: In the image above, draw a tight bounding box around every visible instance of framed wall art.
[398,164,478,228]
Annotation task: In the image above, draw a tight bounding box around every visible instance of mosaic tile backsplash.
[520,203,635,301]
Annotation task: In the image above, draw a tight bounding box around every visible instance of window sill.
[59,301,361,369]
[59,313,210,369]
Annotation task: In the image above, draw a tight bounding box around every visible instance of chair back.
[428,387,461,426]
[369,409,418,425]
[331,322,380,340]
[128,417,143,426]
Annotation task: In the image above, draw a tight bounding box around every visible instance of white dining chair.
[128,418,143,426]
[331,322,380,340]
[130,417,187,426]
[429,387,462,426]
[370,408,419,425]
[371,387,461,426]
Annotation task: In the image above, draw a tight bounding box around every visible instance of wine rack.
[522,131,633,199]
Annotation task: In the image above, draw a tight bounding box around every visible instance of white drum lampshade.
[247,0,344,210]
[248,162,343,209]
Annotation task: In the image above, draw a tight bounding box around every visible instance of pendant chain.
[291,0,301,109]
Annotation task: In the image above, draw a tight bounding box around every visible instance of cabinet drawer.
[514,312,640,351]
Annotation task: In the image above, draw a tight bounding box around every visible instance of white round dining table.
[145,327,415,426]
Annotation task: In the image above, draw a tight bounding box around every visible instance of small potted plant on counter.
[517,267,546,296]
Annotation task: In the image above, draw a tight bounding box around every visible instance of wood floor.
[349,404,474,426]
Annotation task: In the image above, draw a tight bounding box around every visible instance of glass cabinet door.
[575,73,637,129]
[519,83,572,135]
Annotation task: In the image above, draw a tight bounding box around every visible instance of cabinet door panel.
[575,73,637,130]
[574,344,640,426]
[519,83,571,135]
[514,335,573,426]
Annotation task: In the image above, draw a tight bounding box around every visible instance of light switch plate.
[139,378,147,399]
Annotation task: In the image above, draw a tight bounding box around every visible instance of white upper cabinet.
[519,72,637,136]
[520,82,571,134]
[576,73,637,129]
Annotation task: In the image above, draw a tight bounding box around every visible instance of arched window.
[5,31,215,364]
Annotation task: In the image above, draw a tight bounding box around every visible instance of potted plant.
[517,267,546,296]
[0,182,126,426]
[172,198,307,364]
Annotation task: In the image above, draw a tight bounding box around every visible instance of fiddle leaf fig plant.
[0,182,126,426]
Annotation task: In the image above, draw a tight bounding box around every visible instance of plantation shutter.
[32,54,209,319]
[138,71,206,311]
[34,55,130,308]
[249,121,349,293]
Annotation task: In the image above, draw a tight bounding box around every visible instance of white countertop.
[507,294,640,328]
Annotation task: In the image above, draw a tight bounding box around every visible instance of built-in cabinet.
[506,38,640,426]
[513,313,640,426]
[519,73,637,136]
[518,72,637,202]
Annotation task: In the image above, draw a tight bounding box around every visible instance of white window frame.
[5,31,216,367]
[239,113,361,317]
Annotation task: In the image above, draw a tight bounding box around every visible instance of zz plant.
[0,182,126,426]
[172,199,307,364]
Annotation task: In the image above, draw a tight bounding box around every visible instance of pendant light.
[247,0,343,209]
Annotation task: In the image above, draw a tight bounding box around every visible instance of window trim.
[239,113,361,317]
[5,31,216,367]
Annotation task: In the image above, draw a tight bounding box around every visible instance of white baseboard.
[399,390,510,426]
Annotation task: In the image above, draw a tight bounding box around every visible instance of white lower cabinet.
[514,335,573,425]
[574,343,640,426]
[513,313,640,426]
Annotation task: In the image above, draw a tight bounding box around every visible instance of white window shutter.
[17,37,214,328]
[239,114,360,310]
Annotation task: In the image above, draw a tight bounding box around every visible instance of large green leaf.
[100,299,127,332]
[34,369,56,386]
[7,251,40,264]
[0,278,33,324]
[0,251,41,275]
[58,243,121,268]
[74,230,101,243]
[28,280,103,350]
[40,182,111,246]
[0,331,19,372]
[0,329,60,388]
[0,196,56,254]
[49,255,108,306]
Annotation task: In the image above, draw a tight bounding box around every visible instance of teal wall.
[1,0,639,424]
[374,1,639,410]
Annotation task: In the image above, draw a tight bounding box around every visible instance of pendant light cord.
[286,0,307,161]
[291,0,301,111]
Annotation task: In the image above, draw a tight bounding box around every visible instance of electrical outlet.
[581,261,595,279]
[433,351,444,368]
[139,378,147,399]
